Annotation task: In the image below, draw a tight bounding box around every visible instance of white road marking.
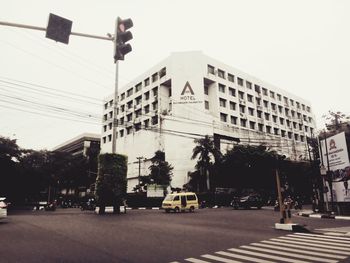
[294,232,350,241]
[250,242,346,259]
[261,240,350,255]
[201,254,242,263]
[270,237,350,251]
[240,245,337,263]
[185,258,211,263]
[228,248,311,263]
[285,235,350,246]
[278,236,350,248]
[216,251,276,263]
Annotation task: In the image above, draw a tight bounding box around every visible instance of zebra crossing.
[170,232,350,263]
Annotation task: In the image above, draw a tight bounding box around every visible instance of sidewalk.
[297,209,350,220]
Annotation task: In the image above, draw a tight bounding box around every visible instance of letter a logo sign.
[181,81,195,95]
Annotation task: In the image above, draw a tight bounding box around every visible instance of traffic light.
[114,17,133,62]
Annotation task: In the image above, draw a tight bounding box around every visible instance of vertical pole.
[112,18,119,154]
[324,133,334,213]
[275,169,284,223]
[318,136,329,212]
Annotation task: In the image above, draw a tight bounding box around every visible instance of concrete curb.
[297,212,350,220]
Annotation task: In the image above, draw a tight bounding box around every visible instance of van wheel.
[189,206,195,213]
[175,207,180,213]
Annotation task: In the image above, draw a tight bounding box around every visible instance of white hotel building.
[101,51,316,192]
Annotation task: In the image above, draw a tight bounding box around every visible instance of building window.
[119,117,124,125]
[144,78,150,87]
[127,101,133,109]
[258,123,264,132]
[126,127,133,135]
[218,83,226,93]
[247,94,253,102]
[300,135,305,142]
[278,105,283,114]
[285,108,290,116]
[121,93,125,101]
[246,81,252,89]
[266,126,271,134]
[237,77,244,86]
[144,119,150,128]
[208,64,215,74]
[254,85,260,93]
[102,136,106,144]
[249,121,255,130]
[120,105,125,113]
[104,103,108,110]
[204,86,209,95]
[108,134,112,142]
[144,91,150,100]
[238,91,244,100]
[264,112,270,120]
[257,110,262,118]
[159,67,166,78]
[119,130,124,137]
[218,69,225,79]
[205,100,209,110]
[144,105,150,114]
[284,96,289,105]
[152,73,158,82]
[277,94,281,101]
[103,125,107,132]
[288,132,292,139]
[263,100,268,108]
[290,99,294,106]
[294,134,299,141]
[229,101,236,111]
[127,88,133,97]
[135,82,142,92]
[127,113,133,122]
[271,103,276,111]
[306,106,310,112]
[228,73,234,82]
[279,117,284,125]
[152,101,158,110]
[109,111,113,118]
[262,88,268,96]
[135,109,141,118]
[274,128,279,135]
[269,91,275,99]
[240,119,247,127]
[219,98,227,108]
[103,114,107,121]
[229,87,236,97]
[272,115,277,123]
[152,87,158,97]
[220,113,227,122]
[134,123,141,132]
[230,116,237,125]
[299,124,303,131]
[248,107,254,116]
[135,96,142,105]
[293,122,297,129]
[108,122,112,130]
[281,130,286,137]
[152,116,158,125]
[296,102,300,109]
[256,97,261,106]
[239,105,245,113]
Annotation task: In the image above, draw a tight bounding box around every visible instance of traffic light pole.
[111,59,119,154]
[0,21,113,41]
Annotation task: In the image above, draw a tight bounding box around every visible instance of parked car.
[80,198,96,211]
[0,197,8,220]
[230,194,263,209]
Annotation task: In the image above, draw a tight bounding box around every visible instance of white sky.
[0,0,349,150]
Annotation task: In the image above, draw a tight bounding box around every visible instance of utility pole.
[136,156,144,185]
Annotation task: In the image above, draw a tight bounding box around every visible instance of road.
[1,207,350,263]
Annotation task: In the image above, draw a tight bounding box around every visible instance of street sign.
[46,13,72,44]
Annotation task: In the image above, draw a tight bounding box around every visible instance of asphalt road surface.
[1,207,350,263]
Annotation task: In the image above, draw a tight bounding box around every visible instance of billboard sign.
[320,132,350,202]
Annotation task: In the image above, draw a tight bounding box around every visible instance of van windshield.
[164,195,174,201]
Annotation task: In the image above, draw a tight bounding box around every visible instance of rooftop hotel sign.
[173,81,203,105]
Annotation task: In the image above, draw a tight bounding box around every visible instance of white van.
[162,192,199,213]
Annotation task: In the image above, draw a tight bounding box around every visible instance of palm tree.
[191,135,221,191]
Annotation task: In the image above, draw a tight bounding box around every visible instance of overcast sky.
[0,0,349,150]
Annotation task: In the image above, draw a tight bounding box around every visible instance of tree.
[191,135,222,191]
[95,153,127,214]
[148,150,173,186]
